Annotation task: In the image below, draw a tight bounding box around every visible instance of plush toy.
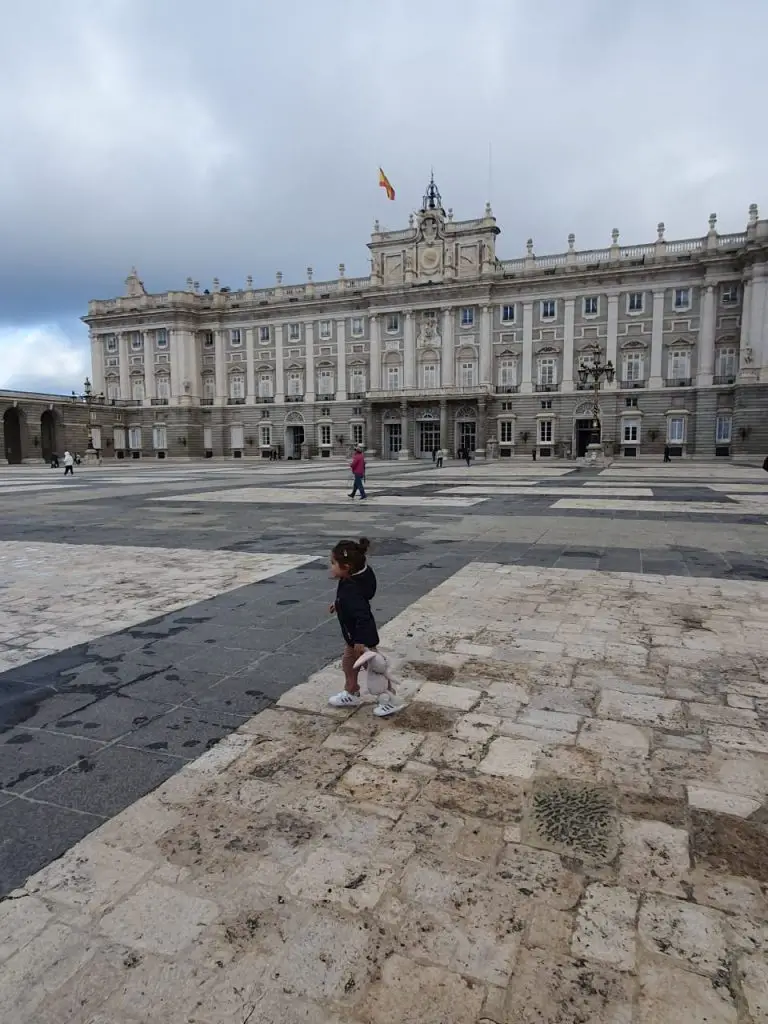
[353,650,397,698]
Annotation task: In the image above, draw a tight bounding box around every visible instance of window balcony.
[495,385,520,394]
[285,394,305,403]
[200,398,214,406]
[348,391,365,400]
[228,397,246,405]
[150,397,169,406]
[317,393,335,402]
[535,383,560,393]
[366,383,493,402]
[620,379,647,389]
[664,378,692,388]
[257,395,275,404]
[713,375,736,385]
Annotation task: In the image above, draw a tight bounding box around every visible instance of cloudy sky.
[1,0,766,395]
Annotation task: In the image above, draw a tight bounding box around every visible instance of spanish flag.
[378,167,395,201]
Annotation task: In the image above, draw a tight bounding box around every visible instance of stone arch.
[573,400,602,420]
[285,410,305,425]
[40,407,62,463]
[455,404,476,420]
[3,405,27,464]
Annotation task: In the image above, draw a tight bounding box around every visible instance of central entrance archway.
[3,407,23,464]
[40,409,59,463]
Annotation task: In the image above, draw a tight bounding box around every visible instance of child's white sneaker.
[373,695,402,717]
[328,691,362,708]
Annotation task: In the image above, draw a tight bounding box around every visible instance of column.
[749,265,768,372]
[399,397,409,457]
[214,329,227,405]
[118,332,130,400]
[144,331,155,405]
[479,305,492,384]
[363,402,374,452]
[275,324,285,403]
[440,397,448,451]
[696,284,716,386]
[477,396,487,456]
[90,335,105,396]
[369,315,381,391]
[606,293,619,388]
[649,289,665,389]
[441,308,454,386]
[336,319,347,401]
[562,299,575,391]
[521,302,533,393]
[188,330,201,400]
[304,322,315,401]
[404,311,415,388]
[245,327,256,404]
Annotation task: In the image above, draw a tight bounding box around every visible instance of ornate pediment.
[285,410,304,424]
[535,343,561,355]
[417,310,440,346]
[620,338,648,350]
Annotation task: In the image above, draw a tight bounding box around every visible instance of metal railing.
[664,378,692,388]
[620,380,647,389]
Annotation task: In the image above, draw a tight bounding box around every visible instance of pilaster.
[90,335,105,396]
[649,289,665,388]
[370,315,381,390]
[439,397,448,449]
[275,324,285,404]
[606,293,619,389]
[404,311,416,388]
[562,299,575,391]
[305,321,315,402]
[441,307,454,386]
[398,397,410,459]
[144,332,156,405]
[118,332,130,401]
[696,284,716,386]
[479,305,492,384]
[336,319,347,401]
[214,329,227,406]
[521,301,533,393]
[245,327,256,404]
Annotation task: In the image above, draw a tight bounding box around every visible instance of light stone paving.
[553,497,768,516]
[3,563,768,1023]
[0,542,315,673]
[439,485,655,497]
[149,487,487,507]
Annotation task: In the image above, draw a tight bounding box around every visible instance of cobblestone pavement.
[0,459,767,1021]
[3,563,768,1022]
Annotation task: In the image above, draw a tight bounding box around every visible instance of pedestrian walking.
[431,447,437,463]
[463,446,471,467]
[436,447,444,468]
[326,537,400,717]
[663,444,671,463]
[762,455,768,473]
[348,444,367,500]
[63,451,74,476]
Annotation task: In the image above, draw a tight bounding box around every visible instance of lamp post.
[577,343,614,463]
[71,378,105,457]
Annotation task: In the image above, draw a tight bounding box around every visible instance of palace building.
[81,177,768,462]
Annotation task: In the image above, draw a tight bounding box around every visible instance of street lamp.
[71,377,105,407]
[577,343,614,460]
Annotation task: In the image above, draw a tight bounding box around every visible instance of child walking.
[327,537,400,717]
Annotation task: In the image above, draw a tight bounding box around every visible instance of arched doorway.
[3,407,23,464]
[40,409,58,463]
[573,401,602,458]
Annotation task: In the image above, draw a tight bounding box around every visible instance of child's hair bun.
[358,537,370,553]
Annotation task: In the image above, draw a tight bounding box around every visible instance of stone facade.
[0,390,126,465]
[82,180,768,462]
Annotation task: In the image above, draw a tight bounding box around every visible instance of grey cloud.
[0,0,766,341]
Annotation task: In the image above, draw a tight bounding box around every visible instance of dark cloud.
[1,0,766,386]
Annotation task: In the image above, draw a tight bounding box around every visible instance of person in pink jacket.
[348,445,367,500]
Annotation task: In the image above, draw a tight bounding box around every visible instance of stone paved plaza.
[1,457,768,1022]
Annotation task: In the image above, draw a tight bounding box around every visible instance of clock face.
[420,248,439,272]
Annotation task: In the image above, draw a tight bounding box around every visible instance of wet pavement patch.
[523,778,619,865]
[690,808,768,883]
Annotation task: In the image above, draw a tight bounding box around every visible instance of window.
[628,292,644,313]
[583,296,599,316]
[128,426,142,450]
[156,329,168,348]
[320,424,332,446]
[501,401,513,411]
[624,352,644,382]
[421,363,438,389]
[715,414,732,444]
[460,361,476,387]
[203,331,214,348]
[113,425,126,449]
[498,359,517,387]
[386,364,401,390]
[353,406,362,416]
[107,382,120,401]
[539,419,553,443]
[499,420,515,443]
[318,369,334,395]
[259,424,271,447]
[129,332,143,350]
[202,376,215,400]
[230,425,244,450]
[501,304,515,323]
[538,358,556,385]
[625,396,638,408]
[352,423,364,446]
[351,317,364,337]
[260,409,270,419]
[106,357,119,368]
[132,380,145,401]
[674,288,691,310]
[349,369,366,394]
[623,420,639,442]
[318,321,331,340]
[258,373,273,398]
[667,416,685,443]
[156,377,170,400]
[321,406,330,417]
[540,399,552,410]
[106,335,118,352]
[668,350,690,380]
[152,424,167,450]
[460,307,474,327]
[721,285,739,305]
[386,314,400,333]
[289,323,300,341]
[229,374,245,399]
[288,372,303,396]
[717,348,737,378]
[230,329,242,346]
[259,326,270,343]
[541,299,556,319]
